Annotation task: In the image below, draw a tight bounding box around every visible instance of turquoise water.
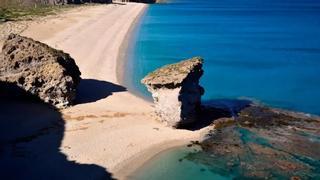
[131,126,320,180]
[131,147,233,180]
[126,0,320,178]
[126,0,320,115]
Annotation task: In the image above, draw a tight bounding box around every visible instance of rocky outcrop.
[185,105,320,179]
[141,57,204,127]
[0,34,81,108]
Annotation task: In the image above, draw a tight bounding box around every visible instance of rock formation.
[0,34,81,108]
[186,105,320,179]
[141,57,204,127]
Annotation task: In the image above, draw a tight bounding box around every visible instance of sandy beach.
[0,3,208,179]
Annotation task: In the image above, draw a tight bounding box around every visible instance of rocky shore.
[0,4,204,180]
[0,2,319,180]
[140,57,320,179]
[182,105,320,179]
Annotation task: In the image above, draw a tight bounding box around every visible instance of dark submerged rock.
[184,105,320,179]
[0,34,81,108]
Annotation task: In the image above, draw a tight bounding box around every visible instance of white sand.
[1,3,210,179]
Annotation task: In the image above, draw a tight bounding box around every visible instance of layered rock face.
[141,57,204,127]
[0,34,81,108]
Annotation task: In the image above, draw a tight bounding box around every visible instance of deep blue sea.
[126,0,320,115]
[125,0,320,179]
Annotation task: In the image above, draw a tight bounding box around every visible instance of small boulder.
[0,34,81,108]
[141,57,204,127]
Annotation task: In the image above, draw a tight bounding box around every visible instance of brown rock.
[141,57,204,127]
[0,34,81,108]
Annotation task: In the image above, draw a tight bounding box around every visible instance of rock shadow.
[112,2,127,5]
[181,99,252,130]
[202,99,252,115]
[76,79,127,104]
[66,0,112,4]
[0,82,114,180]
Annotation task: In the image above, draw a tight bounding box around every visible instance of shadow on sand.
[0,82,114,179]
[182,99,252,130]
[112,2,127,5]
[75,79,127,104]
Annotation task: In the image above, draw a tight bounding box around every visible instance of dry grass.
[0,1,79,22]
[0,0,63,7]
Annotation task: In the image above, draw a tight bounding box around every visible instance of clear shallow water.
[126,0,320,115]
[131,147,233,180]
[131,106,320,179]
[132,138,320,180]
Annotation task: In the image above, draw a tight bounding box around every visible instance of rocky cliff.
[141,57,204,127]
[0,34,81,108]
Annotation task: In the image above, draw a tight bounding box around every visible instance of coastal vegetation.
[0,0,159,22]
[0,3,76,22]
[0,0,111,22]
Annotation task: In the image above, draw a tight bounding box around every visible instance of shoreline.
[0,3,206,179]
[114,139,194,179]
[115,2,152,102]
[104,3,211,178]
[2,2,318,179]
[116,2,146,87]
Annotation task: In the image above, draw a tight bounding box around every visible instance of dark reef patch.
[185,105,320,179]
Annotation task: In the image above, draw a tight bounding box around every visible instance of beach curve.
[2,2,208,179]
